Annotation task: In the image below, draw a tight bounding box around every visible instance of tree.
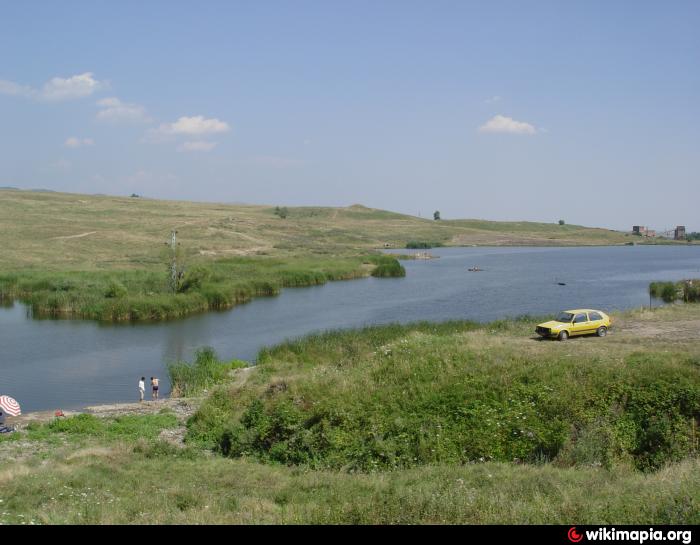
[274,206,289,219]
[433,210,441,221]
[558,219,565,225]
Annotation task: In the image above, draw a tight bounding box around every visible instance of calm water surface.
[2,245,699,412]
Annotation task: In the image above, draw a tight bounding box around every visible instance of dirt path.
[52,231,98,240]
[614,312,700,342]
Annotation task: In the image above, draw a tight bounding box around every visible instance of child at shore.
[138,377,145,402]
[151,376,159,400]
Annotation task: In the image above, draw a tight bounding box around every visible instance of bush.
[406,241,442,249]
[178,266,211,293]
[650,281,679,302]
[371,262,406,278]
[650,280,700,303]
[104,280,128,298]
[168,347,247,397]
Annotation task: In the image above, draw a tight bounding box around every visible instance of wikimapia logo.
[567,527,693,544]
[569,528,584,543]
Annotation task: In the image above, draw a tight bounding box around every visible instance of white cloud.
[0,72,104,101]
[155,115,230,136]
[41,72,102,101]
[478,115,537,135]
[64,137,95,148]
[484,95,502,104]
[178,141,218,152]
[96,97,150,123]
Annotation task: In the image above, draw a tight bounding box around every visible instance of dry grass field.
[0,189,631,272]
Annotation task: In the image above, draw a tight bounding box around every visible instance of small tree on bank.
[434,210,441,221]
[558,219,565,225]
[274,206,289,219]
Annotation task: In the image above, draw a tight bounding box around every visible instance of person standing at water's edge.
[151,376,159,400]
[138,377,145,402]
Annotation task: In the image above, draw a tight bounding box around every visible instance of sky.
[1,1,698,232]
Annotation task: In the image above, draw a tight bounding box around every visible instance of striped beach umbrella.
[0,395,21,417]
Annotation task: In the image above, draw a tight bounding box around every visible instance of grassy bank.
[1,305,699,523]
[2,443,697,524]
[187,317,700,473]
[0,254,404,321]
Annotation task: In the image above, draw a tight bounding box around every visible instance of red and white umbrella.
[0,395,21,417]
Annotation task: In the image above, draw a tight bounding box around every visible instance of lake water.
[2,245,700,412]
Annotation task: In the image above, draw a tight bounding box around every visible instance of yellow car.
[535,309,612,341]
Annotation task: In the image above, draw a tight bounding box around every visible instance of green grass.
[187,318,700,472]
[1,447,697,524]
[2,306,699,524]
[21,412,180,441]
[0,254,404,321]
[650,280,700,303]
[168,347,248,397]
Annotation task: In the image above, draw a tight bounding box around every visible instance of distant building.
[675,226,686,240]
[632,226,655,237]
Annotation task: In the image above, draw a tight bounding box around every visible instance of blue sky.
[1,1,698,231]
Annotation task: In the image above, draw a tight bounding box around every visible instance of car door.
[571,312,591,336]
[588,311,604,332]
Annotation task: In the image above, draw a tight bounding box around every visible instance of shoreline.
[9,397,199,429]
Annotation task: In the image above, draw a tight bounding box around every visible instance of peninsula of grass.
[0,254,405,321]
[2,305,699,524]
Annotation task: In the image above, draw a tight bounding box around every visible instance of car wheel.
[596,326,607,337]
[558,331,569,341]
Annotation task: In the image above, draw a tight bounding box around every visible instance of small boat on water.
[467,267,483,272]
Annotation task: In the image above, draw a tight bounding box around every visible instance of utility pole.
[166,230,182,293]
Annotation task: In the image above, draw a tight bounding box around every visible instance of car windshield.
[555,312,574,323]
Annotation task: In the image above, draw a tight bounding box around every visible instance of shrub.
[372,261,406,278]
[274,206,289,219]
[178,266,211,293]
[104,280,128,298]
[406,241,442,249]
[650,280,700,303]
[650,281,680,302]
[168,347,247,397]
